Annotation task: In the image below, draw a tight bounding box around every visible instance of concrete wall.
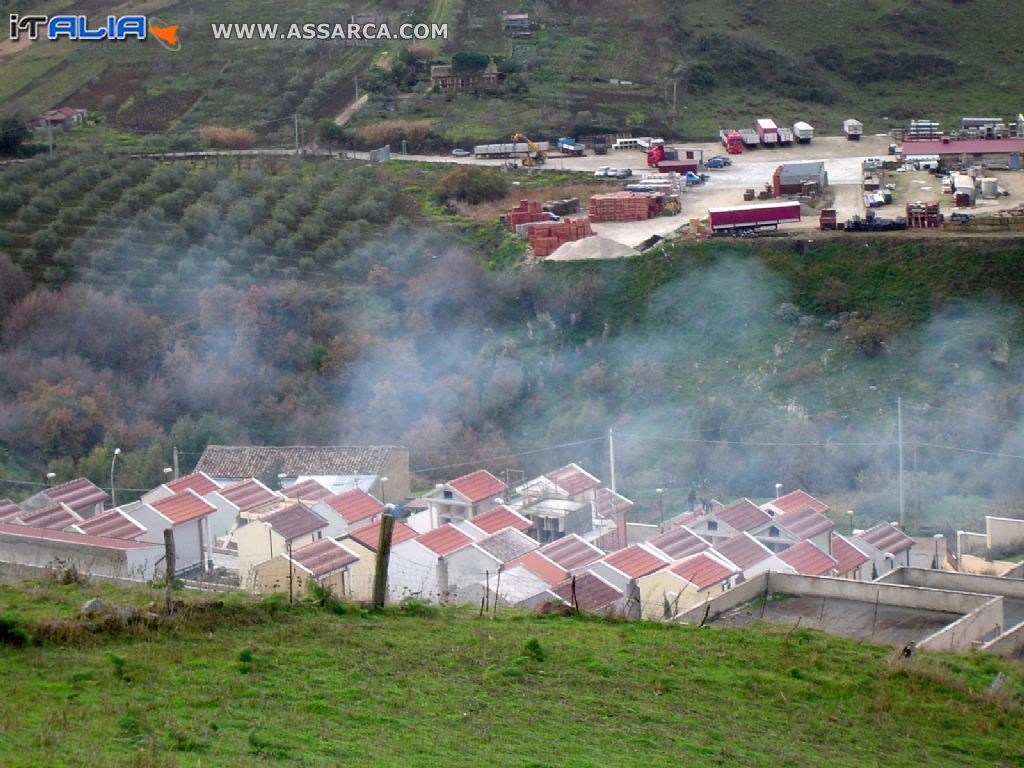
[878,567,1024,599]
[981,620,1024,656]
[676,572,770,624]
[446,545,499,606]
[389,540,443,602]
[986,516,1024,548]
[336,536,378,602]
[765,572,991,614]
[957,531,987,555]
[959,554,1019,577]
[918,596,1005,652]
[637,570,714,620]
[0,535,163,582]
[132,506,203,572]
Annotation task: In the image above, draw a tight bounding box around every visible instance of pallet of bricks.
[588,191,662,222]
[527,218,594,257]
[905,202,941,228]
[506,199,548,230]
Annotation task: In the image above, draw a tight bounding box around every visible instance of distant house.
[772,161,828,196]
[235,503,329,589]
[430,57,506,93]
[457,504,532,539]
[501,11,531,37]
[18,502,82,531]
[831,533,871,580]
[517,497,592,543]
[194,444,410,504]
[338,518,418,602]
[141,472,233,540]
[551,571,623,615]
[536,534,603,573]
[70,507,146,541]
[646,525,710,561]
[777,539,839,577]
[389,523,474,603]
[280,478,334,505]
[33,107,87,130]
[854,523,915,577]
[131,490,218,574]
[713,532,792,581]
[311,488,385,535]
[761,489,830,517]
[419,469,507,528]
[21,478,108,519]
[774,505,835,555]
[590,543,671,595]
[252,537,360,597]
[447,528,538,606]
[489,550,570,608]
[687,498,773,547]
[637,552,740,620]
[515,463,602,506]
[205,478,282,541]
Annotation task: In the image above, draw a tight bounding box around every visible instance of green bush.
[0,614,30,647]
[432,166,508,205]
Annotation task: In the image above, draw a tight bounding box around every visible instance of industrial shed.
[772,161,828,196]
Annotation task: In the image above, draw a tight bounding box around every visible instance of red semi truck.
[707,201,801,233]
[719,129,744,154]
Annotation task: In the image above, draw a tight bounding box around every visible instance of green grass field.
[0,580,1022,767]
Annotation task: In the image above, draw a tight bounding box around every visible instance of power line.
[916,442,1024,462]
[615,432,896,448]
[410,436,607,474]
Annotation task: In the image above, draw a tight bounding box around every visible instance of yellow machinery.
[511,132,547,165]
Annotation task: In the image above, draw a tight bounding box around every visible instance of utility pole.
[172,446,180,480]
[372,513,395,609]
[354,75,359,101]
[672,81,677,113]
[608,428,617,492]
[47,120,53,154]
[897,397,905,529]
[293,113,299,155]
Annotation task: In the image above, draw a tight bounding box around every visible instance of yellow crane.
[511,132,547,165]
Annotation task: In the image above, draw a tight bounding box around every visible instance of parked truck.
[707,201,801,233]
[593,137,608,155]
[756,118,779,146]
[739,128,759,148]
[556,137,586,156]
[719,129,744,154]
[793,121,814,143]
[777,127,793,144]
[653,159,699,174]
[646,145,679,166]
[843,119,863,140]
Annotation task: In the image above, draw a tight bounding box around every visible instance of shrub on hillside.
[199,125,256,149]
[432,166,508,205]
[357,119,431,147]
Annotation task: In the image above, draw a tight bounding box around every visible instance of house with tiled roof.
[420,469,507,527]
[774,505,835,554]
[0,499,24,523]
[447,528,538,606]
[252,537,360,597]
[142,472,222,506]
[590,543,671,593]
[17,502,82,531]
[537,533,603,572]
[637,551,741,620]
[713,532,792,580]
[515,463,602,506]
[458,504,532,538]
[131,489,219,574]
[337,519,418,602]
[853,522,915,577]
[281,478,334,504]
[777,540,839,577]
[21,478,108,518]
[194,444,409,504]
[646,525,710,561]
[235,503,330,590]
[550,571,623,615]
[70,507,146,541]
[205,478,282,541]
[831,533,871,580]
[312,488,385,535]
[515,497,593,544]
[489,550,571,608]
[687,498,773,546]
[762,489,830,517]
[389,523,475,603]
[0,523,164,581]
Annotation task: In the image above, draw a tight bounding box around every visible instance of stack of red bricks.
[588,192,662,222]
[527,218,595,257]
[506,199,548,230]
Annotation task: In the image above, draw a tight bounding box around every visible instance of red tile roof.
[263,503,327,540]
[545,464,601,496]
[218,479,279,512]
[857,522,915,554]
[322,488,385,524]
[769,489,830,516]
[552,571,622,611]
[415,523,473,557]
[506,550,568,586]
[776,505,835,540]
[151,489,216,525]
[717,498,772,532]
[39,478,108,513]
[282,478,334,503]
[648,526,709,560]
[831,533,870,575]
[601,544,669,579]
[0,499,22,523]
[778,540,838,576]
[715,533,775,571]
[75,508,145,540]
[346,519,417,551]
[164,472,220,498]
[18,502,82,531]
[448,469,506,503]
[539,534,603,570]
[0,522,159,551]
[468,504,531,535]
[288,538,359,577]
[595,487,633,519]
[476,528,537,563]
[668,553,738,591]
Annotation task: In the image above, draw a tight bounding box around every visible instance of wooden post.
[163,529,175,615]
[372,514,395,609]
[492,565,502,618]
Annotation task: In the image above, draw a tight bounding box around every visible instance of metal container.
[981,177,999,198]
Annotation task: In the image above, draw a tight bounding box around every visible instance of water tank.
[981,177,999,198]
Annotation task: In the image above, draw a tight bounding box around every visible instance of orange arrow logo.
[150,24,178,46]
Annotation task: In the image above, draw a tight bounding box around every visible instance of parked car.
[451,148,471,157]
[614,168,632,178]
[704,156,732,168]
[594,166,612,177]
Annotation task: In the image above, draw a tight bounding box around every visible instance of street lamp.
[932,533,944,570]
[380,476,389,505]
[162,467,173,477]
[277,472,288,491]
[110,448,121,507]
[883,552,894,574]
[847,509,855,536]
[656,488,664,530]
[45,472,56,487]
[774,482,783,498]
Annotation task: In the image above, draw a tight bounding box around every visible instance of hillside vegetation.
[3,0,1024,146]
[0,580,1021,767]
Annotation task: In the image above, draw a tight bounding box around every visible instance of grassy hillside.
[0,580,1021,767]
[3,0,1023,145]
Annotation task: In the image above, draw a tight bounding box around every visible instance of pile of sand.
[546,235,640,261]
